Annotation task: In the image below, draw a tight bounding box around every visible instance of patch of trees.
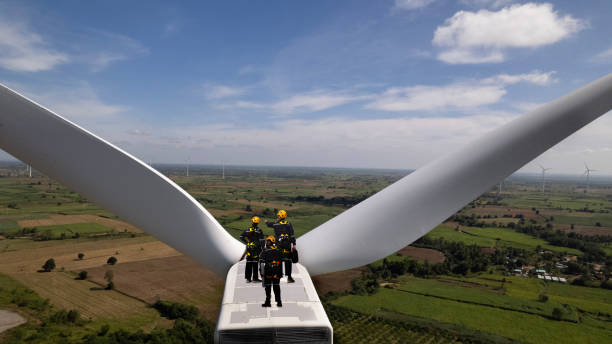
[414,237,512,275]
[106,256,117,265]
[49,309,81,324]
[287,193,373,208]
[153,300,199,322]
[104,270,114,290]
[41,258,56,272]
[350,272,379,295]
[10,288,49,311]
[450,214,611,263]
[345,239,511,298]
[511,223,609,262]
[82,301,214,344]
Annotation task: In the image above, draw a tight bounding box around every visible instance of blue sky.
[1,0,612,174]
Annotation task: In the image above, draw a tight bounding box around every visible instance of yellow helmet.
[266,235,275,243]
[251,216,260,224]
[277,209,287,219]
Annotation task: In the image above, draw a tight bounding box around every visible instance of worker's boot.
[262,300,271,307]
[287,277,295,283]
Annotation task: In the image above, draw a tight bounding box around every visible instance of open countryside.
[0,161,610,343]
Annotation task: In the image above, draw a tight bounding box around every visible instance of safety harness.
[278,233,291,253]
[264,245,282,279]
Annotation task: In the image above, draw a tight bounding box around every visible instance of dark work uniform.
[260,243,283,306]
[240,226,264,282]
[266,220,295,280]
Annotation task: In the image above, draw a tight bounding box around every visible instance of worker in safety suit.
[265,209,296,283]
[240,216,264,282]
[260,235,283,307]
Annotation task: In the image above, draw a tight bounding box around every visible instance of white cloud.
[459,0,513,9]
[394,0,436,10]
[271,92,361,114]
[126,129,151,136]
[113,114,515,169]
[6,82,128,121]
[0,19,69,72]
[433,3,585,64]
[366,84,506,111]
[590,47,612,64]
[513,102,544,113]
[366,70,554,112]
[482,70,557,86]
[204,85,247,100]
[163,23,180,37]
[220,91,365,115]
[82,31,149,72]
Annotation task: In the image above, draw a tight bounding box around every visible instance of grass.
[0,219,19,233]
[327,303,460,344]
[33,222,110,237]
[11,272,158,322]
[0,271,162,343]
[442,268,612,315]
[553,214,612,227]
[397,276,579,322]
[333,287,611,344]
[425,225,583,255]
[426,226,497,247]
[502,193,612,213]
[461,226,583,255]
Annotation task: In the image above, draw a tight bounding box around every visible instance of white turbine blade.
[0,85,243,276]
[299,73,612,276]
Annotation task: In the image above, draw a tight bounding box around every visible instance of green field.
[34,223,110,236]
[553,214,612,227]
[396,276,579,322]
[461,226,583,255]
[333,287,611,344]
[426,225,497,246]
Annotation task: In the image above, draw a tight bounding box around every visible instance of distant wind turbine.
[186,157,191,177]
[538,164,551,193]
[497,178,504,196]
[584,163,597,193]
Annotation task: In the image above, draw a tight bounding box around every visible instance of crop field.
[0,163,611,343]
[11,272,156,322]
[460,226,583,255]
[332,287,611,343]
[395,276,579,322]
[426,225,498,246]
[85,255,224,321]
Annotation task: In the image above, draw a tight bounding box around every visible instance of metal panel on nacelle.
[299,73,612,276]
[215,261,332,343]
[0,84,244,276]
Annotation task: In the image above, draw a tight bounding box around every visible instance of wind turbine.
[584,163,597,193]
[538,164,551,193]
[2,73,612,342]
[186,157,190,177]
